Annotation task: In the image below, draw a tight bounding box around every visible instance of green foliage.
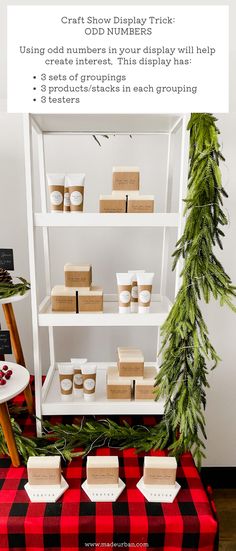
[0,277,30,299]
[0,417,174,464]
[154,113,236,468]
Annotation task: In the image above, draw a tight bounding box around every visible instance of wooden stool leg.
[2,303,34,415]
[0,402,20,467]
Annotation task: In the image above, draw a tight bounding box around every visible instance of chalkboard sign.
[0,249,14,271]
[0,331,12,355]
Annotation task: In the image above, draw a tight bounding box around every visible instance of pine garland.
[0,114,234,469]
[154,113,236,467]
[0,417,169,463]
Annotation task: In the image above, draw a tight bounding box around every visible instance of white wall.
[0,112,236,467]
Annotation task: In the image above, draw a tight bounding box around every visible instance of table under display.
[0,448,218,551]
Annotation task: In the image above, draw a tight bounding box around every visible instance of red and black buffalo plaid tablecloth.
[0,388,218,551]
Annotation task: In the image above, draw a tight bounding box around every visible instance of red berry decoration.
[0,379,6,385]
[5,372,11,380]
[7,369,12,377]
[2,365,8,372]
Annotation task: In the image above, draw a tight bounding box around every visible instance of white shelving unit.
[23,113,189,435]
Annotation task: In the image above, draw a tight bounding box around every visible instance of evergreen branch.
[154,113,235,468]
[0,417,171,464]
[0,277,30,299]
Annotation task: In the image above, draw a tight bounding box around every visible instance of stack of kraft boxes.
[107,347,157,400]
[51,264,103,312]
[100,167,155,213]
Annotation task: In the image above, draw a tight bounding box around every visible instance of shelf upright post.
[23,114,42,436]
[175,115,190,296]
[37,126,55,384]
[157,130,172,364]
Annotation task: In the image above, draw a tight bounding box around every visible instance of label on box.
[112,172,139,191]
[79,295,103,312]
[65,270,91,288]
[0,331,12,354]
[51,295,76,312]
[100,199,126,213]
[0,249,14,270]
[128,199,154,213]
[107,384,131,400]
[119,362,144,377]
[87,467,118,485]
[135,384,154,400]
[28,468,61,486]
[144,468,176,486]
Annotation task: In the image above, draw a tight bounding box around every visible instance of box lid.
[87,456,119,468]
[51,285,76,297]
[144,456,177,468]
[112,166,139,172]
[136,367,157,385]
[27,456,61,469]
[118,347,144,362]
[112,191,140,197]
[64,264,91,272]
[100,195,126,201]
[107,366,133,385]
[128,195,154,201]
[78,286,103,296]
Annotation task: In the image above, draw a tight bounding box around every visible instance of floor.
[214,489,236,550]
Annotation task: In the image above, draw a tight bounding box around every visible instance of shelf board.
[31,114,181,134]
[38,294,172,327]
[42,363,164,416]
[34,212,179,228]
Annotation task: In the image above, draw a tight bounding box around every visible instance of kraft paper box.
[78,286,103,312]
[51,285,76,312]
[135,367,157,400]
[112,166,140,191]
[107,366,132,400]
[118,347,144,377]
[143,456,177,486]
[99,195,126,213]
[128,195,154,213]
[64,263,92,288]
[87,456,119,485]
[27,456,61,486]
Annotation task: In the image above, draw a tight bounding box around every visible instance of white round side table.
[0,361,30,467]
[0,293,34,415]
